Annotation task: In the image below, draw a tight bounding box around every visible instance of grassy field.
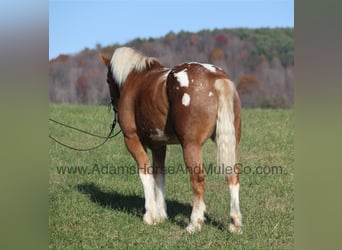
[49,104,294,249]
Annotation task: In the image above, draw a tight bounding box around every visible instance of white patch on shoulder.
[174,70,189,87]
[182,93,191,107]
[201,63,217,73]
[150,128,169,142]
[208,91,214,97]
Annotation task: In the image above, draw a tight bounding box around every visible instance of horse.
[99,47,242,233]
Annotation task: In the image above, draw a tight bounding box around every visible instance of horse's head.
[99,53,120,112]
[100,47,161,111]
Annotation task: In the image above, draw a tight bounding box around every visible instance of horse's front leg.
[124,135,158,225]
[152,146,168,222]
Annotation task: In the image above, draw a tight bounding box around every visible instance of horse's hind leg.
[226,169,242,233]
[182,142,206,233]
[152,146,168,222]
[124,136,158,225]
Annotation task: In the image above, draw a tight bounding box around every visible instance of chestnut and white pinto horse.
[100,47,242,233]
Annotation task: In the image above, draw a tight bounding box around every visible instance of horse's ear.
[99,53,110,67]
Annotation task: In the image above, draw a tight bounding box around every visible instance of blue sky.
[49,0,294,59]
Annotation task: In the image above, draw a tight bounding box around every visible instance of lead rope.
[49,108,121,151]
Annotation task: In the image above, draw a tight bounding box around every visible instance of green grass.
[49,104,294,249]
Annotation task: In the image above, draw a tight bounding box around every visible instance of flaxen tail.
[214,79,236,175]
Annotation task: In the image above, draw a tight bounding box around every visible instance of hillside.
[49,28,294,108]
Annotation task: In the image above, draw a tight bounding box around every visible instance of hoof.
[229,222,243,234]
[229,213,242,234]
[143,212,157,225]
[143,211,168,225]
[186,219,204,234]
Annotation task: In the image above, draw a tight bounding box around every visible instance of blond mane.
[110,47,159,86]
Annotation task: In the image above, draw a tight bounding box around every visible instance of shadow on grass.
[76,182,225,231]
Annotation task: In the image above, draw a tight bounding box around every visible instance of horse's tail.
[214,78,236,175]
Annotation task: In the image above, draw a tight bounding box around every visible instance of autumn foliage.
[49,28,293,108]
[210,48,225,62]
[237,75,260,95]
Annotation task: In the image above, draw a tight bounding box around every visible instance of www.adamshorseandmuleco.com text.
[56,163,285,176]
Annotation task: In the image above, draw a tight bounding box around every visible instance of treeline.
[49,27,294,108]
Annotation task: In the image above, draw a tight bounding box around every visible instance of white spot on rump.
[174,70,189,87]
[201,63,217,73]
[182,93,191,107]
[208,91,214,97]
